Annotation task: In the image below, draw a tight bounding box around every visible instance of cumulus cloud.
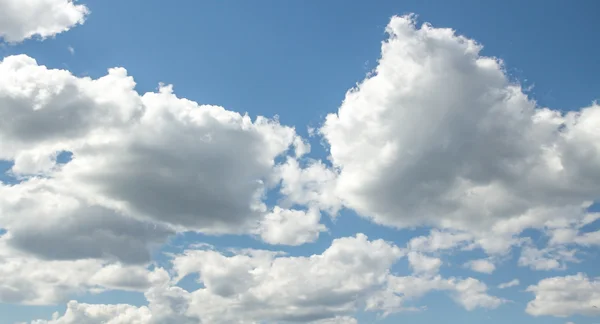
[526,273,600,317]
[31,235,400,322]
[0,0,89,43]
[309,15,600,251]
[546,212,600,247]
[29,268,196,324]
[30,234,504,323]
[385,274,505,311]
[407,252,442,276]
[273,157,341,215]
[465,259,496,274]
[408,229,473,253]
[257,207,326,245]
[0,54,312,236]
[497,279,519,289]
[0,180,173,264]
[518,239,579,271]
[30,301,152,324]
[0,54,324,307]
[0,239,156,305]
[311,317,358,324]
[5,12,600,323]
[174,234,403,323]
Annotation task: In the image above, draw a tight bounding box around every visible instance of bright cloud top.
[318,15,600,240]
[29,235,504,323]
[0,11,599,324]
[0,0,89,43]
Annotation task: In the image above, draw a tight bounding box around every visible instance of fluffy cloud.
[465,259,496,274]
[5,11,600,323]
[0,0,89,43]
[0,239,156,305]
[385,274,505,311]
[0,179,173,265]
[497,279,519,289]
[546,212,600,247]
[311,317,358,324]
[31,235,401,323]
[0,54,310,236]
[313,15,600,246]
[526,273,600,317]
[408,229,473,253]
[518,240,579,271]
[30,301,152,324]
[273,157,341,215]
[29,268,196,324]
[0,54,322,308]
[30,234,504,323]
[175,234,403,323]
[257,207,326,245]
[407,252,442,276]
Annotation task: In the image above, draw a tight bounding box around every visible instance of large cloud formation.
[0,54,311,234]
[321,15,600,231]
[2,11,600,323]
[29,235,503,323]
[526,273,600,317]
[0,53,318,306]
[275,14,600,257]
[0,0,88,43]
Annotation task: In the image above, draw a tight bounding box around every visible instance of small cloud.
[498,279,519,289]
[68,46,75,55]
[465,259,496,274]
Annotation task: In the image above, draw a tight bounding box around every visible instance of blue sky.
[1,1,599,324]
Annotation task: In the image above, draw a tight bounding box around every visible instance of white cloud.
[4,12,599,323]
[257,207,326,246]
[0,54,311,237]
[407,252,442,276]
[518,240,579,271]
[497,279,519,289]
[465,259,495,274]
[0,238,156,305]
[273,157,341,215]
[408,229,473,253]
[31,234,402,323]
[0,180,173,265]
[452,277,506,310]
[30,301,152,324]
[547,212,600,247]
[311,317,358,324]
[0,53,329,309]
[0,0,89,43]
[526,273,600,317]
[29,268,197,324]
[30,234,505,323]
[175,234,403,323]
[386,274,505,311]
[314,14,600,248]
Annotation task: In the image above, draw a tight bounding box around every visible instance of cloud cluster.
[30,234,504,323]
[2,8,600,322]
[0,54,320,305]
[465,259,496,274]
[284,15,600,254]
[497,279,519,289]
[0,238,156,305]
[0,53,314,231]
[526,273,600,317]
[0,0,88,43]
